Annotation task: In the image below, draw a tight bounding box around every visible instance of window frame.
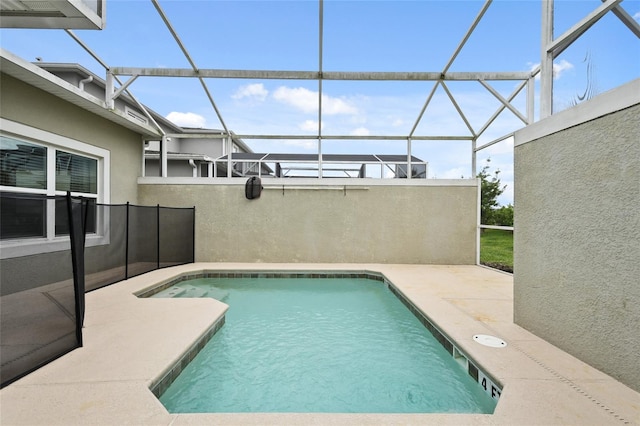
[0,118,110,259]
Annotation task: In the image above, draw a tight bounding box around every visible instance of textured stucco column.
[514,81,640,392]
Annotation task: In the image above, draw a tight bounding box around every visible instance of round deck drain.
[473,334,507,348]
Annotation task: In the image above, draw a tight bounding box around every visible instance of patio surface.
[1,263,638,425]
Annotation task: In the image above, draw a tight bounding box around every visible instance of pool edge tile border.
[149,316,225,399]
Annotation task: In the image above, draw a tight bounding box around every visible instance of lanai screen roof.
[1,0,638,189]
[219,153,426,164]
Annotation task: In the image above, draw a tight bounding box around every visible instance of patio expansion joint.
[440,295,634,424]
[443,296,511,301]
[508,341,633,425]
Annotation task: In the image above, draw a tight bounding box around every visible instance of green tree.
[477,159,506,225]
[493,204,514,227]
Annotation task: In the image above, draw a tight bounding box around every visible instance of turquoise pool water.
[152,276,497,414]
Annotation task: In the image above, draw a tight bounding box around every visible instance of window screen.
[56,151,97,194]
[0,193,47,240]
[0,136,47,190]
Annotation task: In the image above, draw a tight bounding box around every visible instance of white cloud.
[166,111,206,128]
[323,94,358,115]
[481,136,514,156]
[272,86,358,115]
[553,59,574,79]
[634,11,640,21]
[350,126,370,136]
[272,87,316,112]
[299,120,323,132]
[392,118,405,127]
[528,59,574,80]
[232,83,268,101]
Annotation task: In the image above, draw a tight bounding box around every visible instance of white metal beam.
[474,132,515,152]
[441,82,476,136]
[476,79,528,137]
[409,81,441,137]
[318,0,324,178]
[151,0,230,135]
[228,134,474,141]
[109,67,532,81]
[548,0,624,57]
[65,30,167,136]
[479,79,528,125]
[410,0,493,139]
[112,75,138,101]
[606,0,640,37]
[442,0,493,74]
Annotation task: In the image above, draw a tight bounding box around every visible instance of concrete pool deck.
[1,263,638,425]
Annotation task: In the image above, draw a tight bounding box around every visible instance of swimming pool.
[145,272,500,414]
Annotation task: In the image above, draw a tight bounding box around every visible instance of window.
[56,150,97,194]
[0,119,109,257]
[0,138,47,190]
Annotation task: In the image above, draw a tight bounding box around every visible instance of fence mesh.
[0,193,79,388]
[0,192,195,387]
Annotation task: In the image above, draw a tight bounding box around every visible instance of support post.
[105,71,115,110]
[472,137,477,177]
[407,138,412,179]
[125,202,130,279]
[157,204,160,269]
[527,77,536,124]
[160,135,168,177]
[540,0,554,119]
[227,137,232,178]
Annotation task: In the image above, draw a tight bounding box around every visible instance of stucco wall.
[514,95,640,391]
[1,73,146,290]
[0,74,142,204]
[138,179,477,264]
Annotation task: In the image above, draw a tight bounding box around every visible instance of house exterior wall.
[1,73,147,292]
[145,159,201,177]
[513,84,640,392]
[138,179,478,264]
[180,138,225,158]
[0,74,142,203]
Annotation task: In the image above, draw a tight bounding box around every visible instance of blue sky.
[2,0,639,205]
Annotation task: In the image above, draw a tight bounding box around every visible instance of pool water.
[153,276,497,414]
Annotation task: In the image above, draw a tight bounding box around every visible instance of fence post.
[157,204,160,269]
[66,192,85,347]
[192,206,196,263]
[125,202,130,280]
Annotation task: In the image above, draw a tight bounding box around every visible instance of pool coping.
[1,263,639,425]
[140,269,503,408]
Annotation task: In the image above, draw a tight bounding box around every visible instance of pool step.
[181,285,208,298]
[163,287,186,297]
[207,286,229,301]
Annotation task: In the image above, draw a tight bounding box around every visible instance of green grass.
[480,229,513,272]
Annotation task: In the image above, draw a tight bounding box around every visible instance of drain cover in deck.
[473,334,507,348]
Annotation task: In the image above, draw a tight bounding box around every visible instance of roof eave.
[1,49,162,138]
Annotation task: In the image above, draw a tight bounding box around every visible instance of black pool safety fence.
[0,192,195,388]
